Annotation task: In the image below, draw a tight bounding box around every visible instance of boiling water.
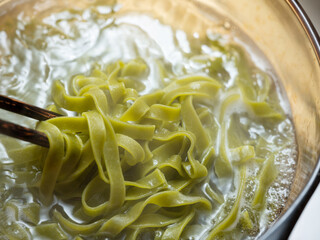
[0,0,297,239]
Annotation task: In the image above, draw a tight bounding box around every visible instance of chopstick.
[0,119,50,148]
[0,95,61,121]
[0,95,62,147]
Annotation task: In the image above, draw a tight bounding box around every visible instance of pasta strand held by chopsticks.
[7,53,291,240]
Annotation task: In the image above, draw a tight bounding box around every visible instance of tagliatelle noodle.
[4,56,285,239]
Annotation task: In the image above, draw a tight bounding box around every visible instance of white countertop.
[289,0,320,239]
[290,185,320,239]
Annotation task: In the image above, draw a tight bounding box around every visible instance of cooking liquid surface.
[0,0,297,239]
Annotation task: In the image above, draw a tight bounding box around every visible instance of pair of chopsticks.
[0,95,62,148]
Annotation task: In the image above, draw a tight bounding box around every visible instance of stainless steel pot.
[0,0,319,239]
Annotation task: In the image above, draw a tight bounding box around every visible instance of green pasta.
[2,57,287,239]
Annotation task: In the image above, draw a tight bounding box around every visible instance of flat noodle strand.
[5,54,288,240]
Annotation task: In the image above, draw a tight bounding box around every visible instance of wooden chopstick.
[0,119,50,148]
[0,95,62,121]
[0,95,62,148]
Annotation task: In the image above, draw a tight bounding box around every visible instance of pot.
[0,0,319,239]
